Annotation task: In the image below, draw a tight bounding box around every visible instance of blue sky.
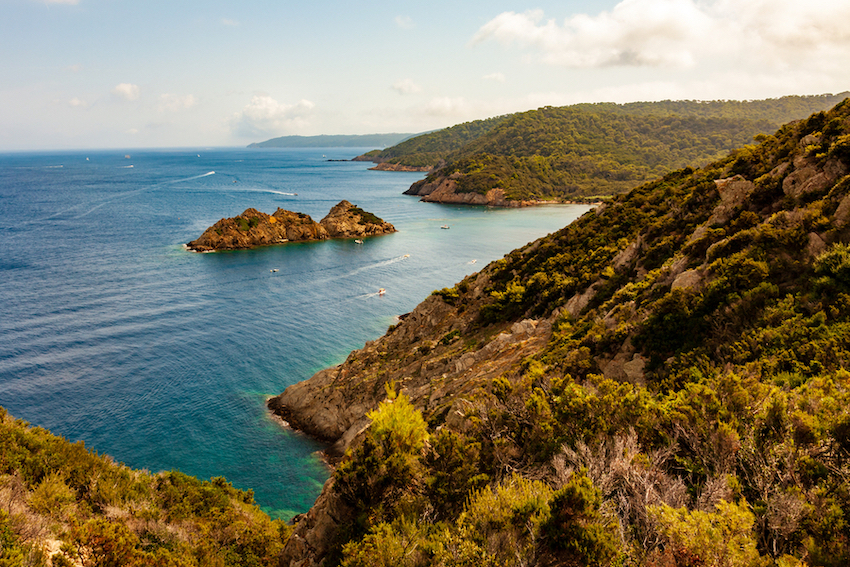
[2,0,849,150]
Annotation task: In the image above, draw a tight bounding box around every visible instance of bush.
[648,500,769,567]
[542,472,619,566]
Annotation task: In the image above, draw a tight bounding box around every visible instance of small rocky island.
[186,200,395,252]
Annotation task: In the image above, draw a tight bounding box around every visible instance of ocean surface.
[0,147,591,519]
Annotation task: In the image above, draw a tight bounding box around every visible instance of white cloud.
[231,95,315,138]
[472,0,850,71]
[221,18,239,27]
[483,72,506,83]
[112,83,140,101]
[158,93,197,112]
[67,64,82,73]
[393,78,422,95]
[68,97,87,108]
[422,97,469,118]
[42,0,79,4]
[395,15,414,29]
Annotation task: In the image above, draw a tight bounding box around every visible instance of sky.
[2,0,849,151]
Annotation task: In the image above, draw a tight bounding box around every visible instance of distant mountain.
[248,133,417,149]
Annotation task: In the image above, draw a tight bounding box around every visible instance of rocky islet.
[186,200,396,252]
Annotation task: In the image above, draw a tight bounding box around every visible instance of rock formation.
[186,200,395,252]
[404,173,558,207]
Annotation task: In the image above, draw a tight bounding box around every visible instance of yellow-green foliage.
[367,387,429,457]
[648,500,769,567]
[0,408,289,567]
[460,475,552,562]
[333,388,430,545]
[28,472,75,519]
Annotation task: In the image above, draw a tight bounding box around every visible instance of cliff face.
[186,200,394,252]
[272,101,850,567]
[404,173,531,207]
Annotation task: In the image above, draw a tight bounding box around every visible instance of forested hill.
[366,93,849,204]
[355,114,508,168]
[272,99,850,566]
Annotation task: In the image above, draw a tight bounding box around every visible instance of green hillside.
[274,98,850,567]
[0,409,289,566]
[357,115,509,167]
[382,93,849,202]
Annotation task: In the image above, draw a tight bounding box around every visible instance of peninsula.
[186,200,395,252]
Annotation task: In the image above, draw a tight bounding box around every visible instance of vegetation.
[319,98,850,566]
[0,408,289,566]
[375,93,848,202]
[364,116,508,168]
[347,205,384,226]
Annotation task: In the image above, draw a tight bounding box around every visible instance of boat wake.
[244,188,298,197]
[166,171,215,184]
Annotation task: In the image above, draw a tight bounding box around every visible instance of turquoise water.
[0,147,591,518]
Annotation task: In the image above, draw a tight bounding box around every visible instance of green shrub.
[542,472,619,566]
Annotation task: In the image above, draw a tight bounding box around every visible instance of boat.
[441,225,450,229]
[355,239,364,244]
[403,254,410,258]
[270,268,279,272]
[378,288,386,296]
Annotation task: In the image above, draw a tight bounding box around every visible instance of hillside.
[0,408,289,566]
[248,133,415,149]
[363,93,849,205]
[270,99,850,566]
[353,115,509,169]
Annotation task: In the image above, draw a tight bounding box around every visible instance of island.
[186,200,395,252]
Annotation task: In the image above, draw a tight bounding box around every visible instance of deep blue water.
[0,147,591,518]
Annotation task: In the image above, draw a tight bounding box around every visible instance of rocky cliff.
[186,200,395,252]
[405,173,528,207]
[271,100,850,567]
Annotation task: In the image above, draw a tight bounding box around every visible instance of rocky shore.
[186,200,395,252]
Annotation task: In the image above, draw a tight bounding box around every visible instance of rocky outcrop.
[186,201,395,252]
[268,262,555,457]
[404,173,563,207]
[368,163,432,172]
[318,200,396,238]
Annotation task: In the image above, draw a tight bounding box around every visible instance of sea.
[0,147,591,519]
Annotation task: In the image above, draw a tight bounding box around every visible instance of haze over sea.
[0,147,590,519]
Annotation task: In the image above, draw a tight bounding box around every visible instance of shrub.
[648,500,769,567]
[542,472,620,566]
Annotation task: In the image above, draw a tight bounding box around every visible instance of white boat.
[378,288,386,296]
[355,239,364,244]
[441,225,450,229]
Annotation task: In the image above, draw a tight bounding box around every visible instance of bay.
[0,147,591,518]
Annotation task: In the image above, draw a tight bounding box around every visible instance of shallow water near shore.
[0,147,591,519]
